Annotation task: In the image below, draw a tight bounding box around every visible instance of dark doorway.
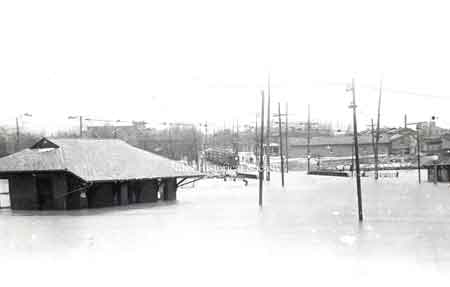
[36,176,53,210]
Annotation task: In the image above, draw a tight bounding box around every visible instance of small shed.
[0,138,203,210]
[424,159,450,183]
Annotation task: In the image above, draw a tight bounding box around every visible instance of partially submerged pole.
[278,102,285,188]
[285,102,289,173]
[417,126,421,184]
[348,79,363,222]
[266,75,271,181]
[307,104,311,173]
[259,91,265,206]
[374,80,382,180]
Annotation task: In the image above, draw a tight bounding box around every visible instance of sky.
[1,0,450,134]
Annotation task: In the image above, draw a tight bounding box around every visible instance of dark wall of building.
[9,174,38,210]
[8,173,181,210]
[51,173,67,210]
[140,180,159,203]
[87,183,115,208]
[9,172,69,210]
[163,178,177,201]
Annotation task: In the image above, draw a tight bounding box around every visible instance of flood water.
[1,171,450,286]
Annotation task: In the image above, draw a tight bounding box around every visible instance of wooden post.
[259,91,265,206]
[278,102,285,188]
[349,79,363,222]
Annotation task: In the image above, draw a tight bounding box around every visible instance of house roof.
[0,138,202,182]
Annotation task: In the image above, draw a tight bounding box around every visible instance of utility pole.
[370,119,378,179]
[255,113,258,164]
[404,114,407,129]
[15,117,20,151]
[79,116,83,138]
[347,78,363,222]
[371,118,376,171]
[374,80,382,180]
[266,74,271,181]
[192,125,199,170]
[351,139,354,177]
[307,104,311,173]
[259,91,265,207]
[278,102,285,188]
[15,113,33,152]
[204,122,208,173]
[236,120,239,155]
[407,121,426,184]
[285,102,289,173]
[68,115,83,138]
[417,127,421,184]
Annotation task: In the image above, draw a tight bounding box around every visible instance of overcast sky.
[1,0,450,134]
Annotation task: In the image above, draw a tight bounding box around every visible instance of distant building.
[0,138,202,210]
[288,135,391,158]
[389,128,417,156]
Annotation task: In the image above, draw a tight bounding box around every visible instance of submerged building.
[0,138,202,210]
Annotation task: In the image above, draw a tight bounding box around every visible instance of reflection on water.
[1,171,450,285]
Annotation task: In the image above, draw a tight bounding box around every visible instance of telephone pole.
[407,121,426,184]
[192,125,199,170]
[204,122,208,173]
[255,113,258,163]
[259,91,265,207]
[347,79,363,222]
[370,119,378,179]
[278,102,285,188]
[68,115,83,138]
[266,74,271,181]
[285,102,289,173]
[307,104,311,173]
[374,80,382,180]
[15,117,20,151]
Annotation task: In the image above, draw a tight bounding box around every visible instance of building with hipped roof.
[0,138,203,210]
